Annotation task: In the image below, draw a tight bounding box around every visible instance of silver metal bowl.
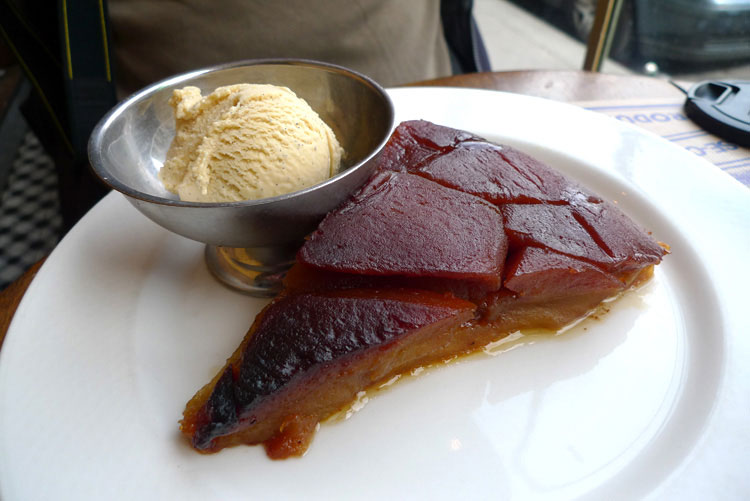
[88,59,394,295]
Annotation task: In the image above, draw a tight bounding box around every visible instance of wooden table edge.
[0,258,43,349]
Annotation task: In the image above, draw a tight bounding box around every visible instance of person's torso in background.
[108,0,453,97]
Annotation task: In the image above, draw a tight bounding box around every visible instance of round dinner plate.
[1,88,748,500]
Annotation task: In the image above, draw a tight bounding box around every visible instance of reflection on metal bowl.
[88,59,394,295]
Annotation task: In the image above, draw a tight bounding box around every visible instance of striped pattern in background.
[0,131,61,290]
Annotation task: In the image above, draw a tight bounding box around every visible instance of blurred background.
[475,0,750,79]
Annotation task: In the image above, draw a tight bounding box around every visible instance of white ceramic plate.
[1,88,748,500]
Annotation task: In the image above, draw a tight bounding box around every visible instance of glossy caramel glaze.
[182,289,476,453]
[181,120,667,459]
[379,120,665,278]
[503,247,624,297]
[377,119,481,173]
[299,171,508,292]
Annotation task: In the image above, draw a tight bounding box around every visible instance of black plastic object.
[684,80,750,147]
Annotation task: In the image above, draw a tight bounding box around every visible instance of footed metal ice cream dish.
[88,59,394,296]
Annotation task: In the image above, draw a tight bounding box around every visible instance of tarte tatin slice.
[181,120,668,459]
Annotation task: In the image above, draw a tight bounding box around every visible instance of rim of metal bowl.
[87,58,395,209]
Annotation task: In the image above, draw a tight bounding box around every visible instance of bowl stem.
[204,244,298,297]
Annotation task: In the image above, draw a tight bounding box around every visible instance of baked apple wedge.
[181,289,477,457]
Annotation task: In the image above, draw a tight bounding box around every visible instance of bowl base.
[204,245,296,297]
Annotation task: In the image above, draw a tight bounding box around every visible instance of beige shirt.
[108,0,453,97]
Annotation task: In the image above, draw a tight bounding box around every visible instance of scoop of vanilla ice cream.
[159,84,344,202]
